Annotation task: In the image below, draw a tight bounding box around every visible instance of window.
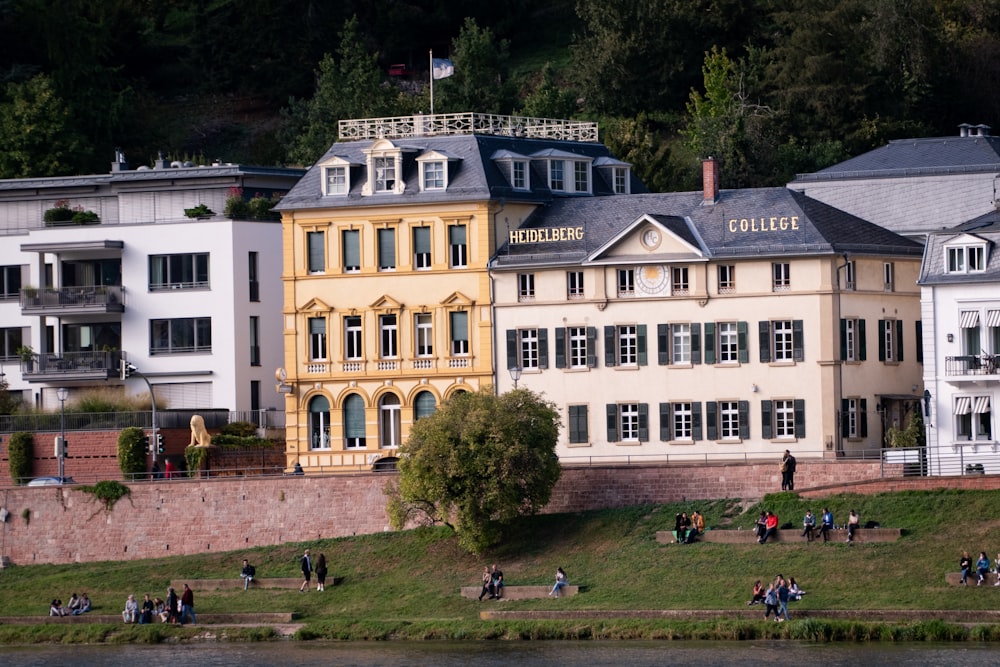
[309,395,331,449]
[567,271,584,299]
[149,253,210,290]
[549,160,564,191]
[759,320,803,363]
[568,405,589,444]
[761,399,805,439]
[879,318,904,363]
[414,391,437,421]
[250,380,260,412]
[840,318,866,362]
[612,166,628,194]
[308,317,327,361]
[883,262,894,292]
[705,400,749,440]
[960,310,980,357]
[607,403,648,442]
[415,313,433,357]
[325,166,347,195]
[343,393,366,449]
[947,244,987,273]
[150,317,211,354]
[672,323,691,364]
[842,260,855,290]
[555,326,596,370]
[603,324,646,367]
[413,227,431,269]
[450,311,469,355]
[671,267,689,295]
[512,160,528,190]
[506,328,548,370]
[306,232,325,274]
[568,326,588,369]
[248,252,259,302]
[657,323,701,365]
[703,321,747,364]
[718,265,735,294]
[990,310,1000,354]
[344,316,362,360]
[422,161,445,190]
[379,314,397,358]
[663,402,697,441]
[517,273,535,301]
[373,156,396,192]
[1,265,22,299]
[617,269,635,297]
[842,398,868,439]
[574,161,589,192]
[249,316,260,366]
[378,228,396,271]
[449,225,467,268]
[955,396,992,441]
[1,327,24,359]
[379,394,401,448]
[342,230,361,272]
[772,262,790,291]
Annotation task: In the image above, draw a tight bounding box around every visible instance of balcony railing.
[21,285,125,313]
[21,350,123,380]
[946,355,999,377]
[338,112,599,142]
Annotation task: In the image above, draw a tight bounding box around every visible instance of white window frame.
[413,227,431,270]
[845,260,856,290]
[415,313,433,357]
[774,399,795,439]
[573,161,589,193]
[620,403,640,442]
[449,225,467,268]
[519,328,540,370]
[846,398,860,438]
[773,320,794,362]
[883,262,895,292]
[617,325,637,366]
[671,266,689,296]
[308,317,327,361]
[568,326,588,369]
[372,155,397,193]
[518,273,535,302]
[672,402,693,440]
[719,400,740,440]
[617,269,635,297]
[512,160,528,190]
[718,322,738,363]
[324,165,348,195]
[612,166,629,194]
[671,323,691,365]
[772,262,791,291]
[450,311,469,356]
[420,160,446,190]
[883,318,897,362]
[718,265,735,293]
[344,316,362,360]
[947,244,987,274]
[549,159,565,191]
[567,271,584,299]
[379,314,398,359]
[845,318,858,362]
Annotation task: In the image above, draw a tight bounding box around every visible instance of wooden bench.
[460,585,579,600]
[945,572,1000,586]
[170,577,341,591]
[1,612,298,625]
[655,527,902,544]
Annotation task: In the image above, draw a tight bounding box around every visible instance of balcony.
[945,355,999,380]
[21,350,123,382]
[21,285,125,316]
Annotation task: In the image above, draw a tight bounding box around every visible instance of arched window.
[343,394,366,449]
[414,391,437,421]
[373,456,399,472]
[379,394,401,449]
[309,395,330,449]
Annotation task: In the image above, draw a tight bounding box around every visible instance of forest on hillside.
[2,0,999,190]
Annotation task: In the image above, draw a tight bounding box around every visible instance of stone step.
[945,572,1000,586]
[656,527,901,544]
[460,585,579,600]
[170,577,341,590]
[1,612,298,625]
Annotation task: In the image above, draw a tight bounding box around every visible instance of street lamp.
[509,366,522,390]
[56,387,68,481]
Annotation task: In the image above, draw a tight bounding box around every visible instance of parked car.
[27,476,75,486]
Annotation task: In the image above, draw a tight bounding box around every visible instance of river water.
[5,641,1000,666]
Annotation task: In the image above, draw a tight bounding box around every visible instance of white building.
[0,155,305,414]
[919,212,1000,474]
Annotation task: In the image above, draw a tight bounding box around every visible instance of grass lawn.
[1,489,999,643]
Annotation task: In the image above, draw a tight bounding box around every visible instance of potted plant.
[184,203,215,219]
[16,345,34,372]
[43,200,75,224]
[224,187,250,218]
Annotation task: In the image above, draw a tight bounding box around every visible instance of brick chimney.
[702,157,719,204]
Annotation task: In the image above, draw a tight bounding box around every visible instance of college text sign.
[728,216,800,233]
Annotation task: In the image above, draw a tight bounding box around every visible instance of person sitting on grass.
[976,551,991,586]
[76,593,91,614]
[747,580,766,606]
[549,567,568,598]
[49,599,66,617]
[788,577,806,600]
[241,558,256,591]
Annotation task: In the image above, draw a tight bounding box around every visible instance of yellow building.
[275,113,636,471]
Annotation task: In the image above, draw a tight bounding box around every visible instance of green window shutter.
[858,319,867,361]
[738,321,749,363]
[691,323,701,365]
[569,405,588,444]
[706,402,718,440]
[794,399,806,438]
[896,319,904,361]
[506,330,518,369]
[792,320,804,361]
[738,400,750,439]
[915,320,923,363]
[538,328,549,369]
[637,324,647,366]
[703,322,715,365]
[343,230,360,268]
[344,394,365,438]
[761,400,773,439]
[839,319,847,360]
[657,324,669,365]
[606,404,619,442]
[637,403,649,441]
[378,228,395,268]
[841,398,850,437]
[587,327,598,368]
[860,398,868,438]
[604,326,616,367]
[758,321,771,363]
[307,231,325,272]
[659,403,671,441]
[413,226,430,254]
[555,327,566,369]
[414,391,437,420]
[692,402,702,441]
[878,320,886,361]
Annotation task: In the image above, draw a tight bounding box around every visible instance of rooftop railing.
[338,113,599,143]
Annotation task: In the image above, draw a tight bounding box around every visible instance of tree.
[8,432,33,485]
[117,426,146,479]
[387,388,561,554]
[519,63,577,119]
[0,74,86,178]
[435,17,512,114]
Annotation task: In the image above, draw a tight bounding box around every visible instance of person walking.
[166,587,180,625]
[780,450,796,491]
[299,549,313,592]
[776,575,791,622]
[549,567,568,598]
[316,553,328,592]
[763,584,779,621]
[180,583,196,625]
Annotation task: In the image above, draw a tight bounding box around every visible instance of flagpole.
[429,49,434,114]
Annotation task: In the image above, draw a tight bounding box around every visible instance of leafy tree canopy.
[387,387,561,554]
[435,17,513,114]
[0,74,86,178]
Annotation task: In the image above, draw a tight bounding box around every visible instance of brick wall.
[0,458,933,566]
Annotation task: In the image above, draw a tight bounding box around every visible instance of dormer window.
[362,139,410,196]
[416,149,458,192]
[593,156,632,195]
[613,167,628,194]
[549,160,565,191]
[318,156,357,196]
[946,242,988,273]
[373,156,396,192]
[490,150,531,192]
[512,160,528,190]
[532,149,593,194]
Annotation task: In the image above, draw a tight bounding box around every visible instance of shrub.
[117,427,146,478]
[224,187,250,218]
[183,203,214,218]
[8,432,34,484]
[247,194,278,219]
[185,446,208,476]
[71,209,99,224]
[79,480,131,510]
[43,201,74,223]
[221,421,257,437]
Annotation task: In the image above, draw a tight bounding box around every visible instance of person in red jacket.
[758,511,779,544]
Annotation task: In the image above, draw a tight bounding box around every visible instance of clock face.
[642,228,660,248]
[275,367,287,382]
[636,265,668,294]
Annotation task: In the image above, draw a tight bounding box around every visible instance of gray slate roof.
[495,187,923,266]
[0,165,305,193]
[276,134,645,212]
[793,135,1000,183]
[919,211,1000,285]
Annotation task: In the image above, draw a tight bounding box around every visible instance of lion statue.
[189,414,212,448]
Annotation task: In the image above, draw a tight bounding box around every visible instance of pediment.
[440,291,474,307]
[943,232,989,246]
[369,294,404,310]
[317,155,359,167]
[590,214,705,262]
[301,297,333,312]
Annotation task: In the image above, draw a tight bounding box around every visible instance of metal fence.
[0,409,286,434]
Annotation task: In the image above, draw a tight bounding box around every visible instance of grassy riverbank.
[2,489,999,643]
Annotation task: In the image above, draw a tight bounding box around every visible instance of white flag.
[432,58,454,80]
